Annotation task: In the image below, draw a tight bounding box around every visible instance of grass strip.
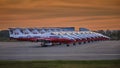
[0,60,120,68]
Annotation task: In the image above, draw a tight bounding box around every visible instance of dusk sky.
[0,0,120,30]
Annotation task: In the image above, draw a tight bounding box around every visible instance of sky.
[0,0,120,30]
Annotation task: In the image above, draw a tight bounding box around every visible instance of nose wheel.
[73,43,76,45]
[79,42,81,45]
[66,44,70,47]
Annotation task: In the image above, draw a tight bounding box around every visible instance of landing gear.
[79,42,81,45]
[66,44,70,47]
[73,43,76,46]
[88,41,90,43]
[41,45,48,47]
[59,43,62,45]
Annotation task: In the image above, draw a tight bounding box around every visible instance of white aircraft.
[9,27,110,47]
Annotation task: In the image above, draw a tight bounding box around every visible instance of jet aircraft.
[9,27,110,47]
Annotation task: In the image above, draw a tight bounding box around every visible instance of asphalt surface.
[0,41,120,60]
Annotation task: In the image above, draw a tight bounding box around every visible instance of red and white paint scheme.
[9,28,110,47]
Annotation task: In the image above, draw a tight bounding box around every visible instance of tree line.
[0,30,9,41]
[95,30,120,40]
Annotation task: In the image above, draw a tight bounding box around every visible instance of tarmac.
[0,41,120,60]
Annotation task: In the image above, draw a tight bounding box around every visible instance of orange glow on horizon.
[0,0,120,30]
